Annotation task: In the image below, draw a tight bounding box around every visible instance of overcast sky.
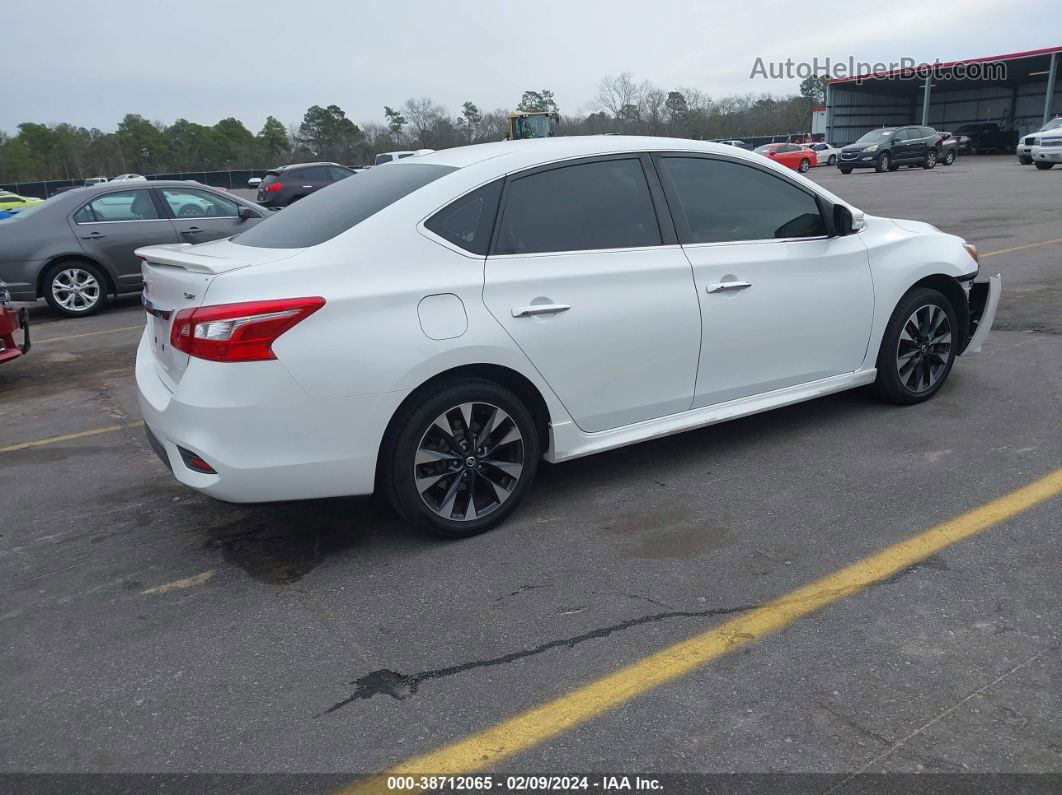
[3,0,1059,134]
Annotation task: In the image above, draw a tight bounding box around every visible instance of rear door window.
[494,158,661,255]
[234,163,456,248]
[659,156,825,244]
[73,189,160,222]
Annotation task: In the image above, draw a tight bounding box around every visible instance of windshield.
[511,115,552,140]
[234,162,456,248]
[1040,118,1062,132]
[855,130,895,143]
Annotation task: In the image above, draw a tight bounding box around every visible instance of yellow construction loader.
[506,111,559,140]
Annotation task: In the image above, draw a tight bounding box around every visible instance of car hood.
[891,218,942,235]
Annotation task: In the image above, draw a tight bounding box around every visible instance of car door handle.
[181,226,203,233]
[302,185,313,188]
[511,303,571,318]
[706,280,752,293]
[80,232,105,239]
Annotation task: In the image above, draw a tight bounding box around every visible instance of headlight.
[864,144,878,152]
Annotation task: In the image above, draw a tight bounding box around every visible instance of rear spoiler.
[135,243,255,275]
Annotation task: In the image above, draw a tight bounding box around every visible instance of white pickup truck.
[1017,117,1062,164]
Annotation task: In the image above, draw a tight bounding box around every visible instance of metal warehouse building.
[825,46,1060,145]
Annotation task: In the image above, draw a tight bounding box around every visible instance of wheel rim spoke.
[896,304,952,393]
[415,400,524,522]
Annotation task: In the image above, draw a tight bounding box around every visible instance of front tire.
[827,155,837,166]
[383,378,540,538]
[872,287,958,405]
[875,153,891,173]
[1034,161,1055,170]
[839,167,852,174]
[42,260,108,317]
[1018,156,1033,165]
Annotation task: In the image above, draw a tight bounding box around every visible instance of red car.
[754,143,816,173]
[0,283,30,365]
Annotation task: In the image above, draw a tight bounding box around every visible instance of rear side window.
[495,159,661,255]
[660,157,825,244]
[235,163,456,248]
[73,189,160,223]
[424,180,502,255]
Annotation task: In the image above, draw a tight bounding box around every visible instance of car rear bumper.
[135,328,406,502]
[0,260,46,301]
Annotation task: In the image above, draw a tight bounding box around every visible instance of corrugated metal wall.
[827,76,1059,144]
[828,85,913,145]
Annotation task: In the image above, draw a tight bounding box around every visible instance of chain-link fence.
[1,170,273,199]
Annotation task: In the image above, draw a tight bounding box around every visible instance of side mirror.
[237,206,257,220]
[833,205,865,236]
[247,177,262,188]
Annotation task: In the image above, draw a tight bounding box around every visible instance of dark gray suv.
[0,181,266,316]
[256,162,355,208]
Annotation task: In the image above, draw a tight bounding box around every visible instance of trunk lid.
[137,239,304,388]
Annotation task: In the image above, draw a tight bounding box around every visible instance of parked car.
[1017,117,1062,164]
[1030,129,1062,169]
[134,136,999,537]
[805,142,841,166]
[110,173,147,182]
[0,181,267,317]
[0,281,30,366]
[256,162,355,208]
[935,132,958,166]
[84,176,108,186]
[0,192,44,213]
[753,143,816,172]
[837,126,943,173]
[717,140,749,149]
[950,123,1019,155]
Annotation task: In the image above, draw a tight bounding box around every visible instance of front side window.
[161,187,240,218]
[73,189,160,223]
[495,158,661,255]
[235,162,455,248]
[425,180,502,255]
[660,157,825,244]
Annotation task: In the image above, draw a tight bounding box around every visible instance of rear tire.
[1034,161,1055,170]
[943,150,956,165]
[798,158,811,173]
[827,155,837,166]
[922,150,937,169]
[382,377,540,538]
[42,260,109,317]
[872,287,958,405]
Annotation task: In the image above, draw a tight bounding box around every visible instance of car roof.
[274,161,344,171]
[409,135,816,173]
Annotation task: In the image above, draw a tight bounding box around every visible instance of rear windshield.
[235,163,456,248]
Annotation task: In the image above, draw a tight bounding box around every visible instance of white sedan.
[136,136,1000,537]
[805,142,841,166]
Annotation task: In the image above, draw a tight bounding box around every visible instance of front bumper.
[135,328,404,502]
[837,150,881,169]
[1032,148,1062,163]
[963,274,1001,355]
[0,305,30,364]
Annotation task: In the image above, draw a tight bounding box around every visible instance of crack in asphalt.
[318,601,762,716]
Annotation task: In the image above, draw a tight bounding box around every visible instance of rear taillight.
[170,297,325,362]
[264,181,282,193]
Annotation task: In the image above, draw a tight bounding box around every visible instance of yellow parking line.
[0,421,144,453]
[142,570,215,595]
[342,467,1062,793]
[33,324,142,344]
[982,237,1062,258]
